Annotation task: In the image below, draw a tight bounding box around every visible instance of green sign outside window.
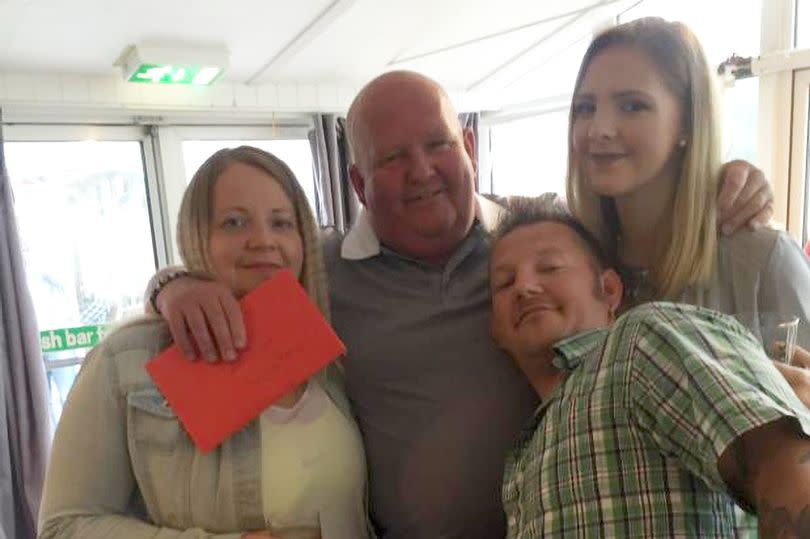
[40,324,108,352]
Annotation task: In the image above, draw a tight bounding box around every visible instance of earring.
[678,138,687,148]
[608,305,616,323]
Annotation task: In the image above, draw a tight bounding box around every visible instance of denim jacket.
[38,317,372,539]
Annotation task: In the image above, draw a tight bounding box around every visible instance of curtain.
[309,114,359,233]
[0,108,51,539]
[459,112,482,191]
[459,112,479,158]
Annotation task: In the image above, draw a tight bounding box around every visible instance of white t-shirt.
[260,380,368,539]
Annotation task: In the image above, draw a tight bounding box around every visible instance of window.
[487,110,569,197]
[4,121,318,425]
[621,0,762,164]
[4,129,157,424]
[484,1,763,199]
[182,139,316,211]
[805,114,810,245]
[721,78,760,164]
[798,0,810,49]
[155,124,316,263]
[787,74,810,245]
[620,0,761,65]
[482,37,586,198]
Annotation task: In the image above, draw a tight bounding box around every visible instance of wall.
[0,71,489,118]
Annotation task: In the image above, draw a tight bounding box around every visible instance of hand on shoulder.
[156,275,245,362]
[717,160,774,235]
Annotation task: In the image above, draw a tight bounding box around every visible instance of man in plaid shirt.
[489,198,810,538]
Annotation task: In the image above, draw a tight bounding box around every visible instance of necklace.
[618,264,656,308]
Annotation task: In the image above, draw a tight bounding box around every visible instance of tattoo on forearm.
[759,501,810,537]
[734,441,749,477]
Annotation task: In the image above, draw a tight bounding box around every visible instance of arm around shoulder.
[144,266,187,314]
[145,269,244,362]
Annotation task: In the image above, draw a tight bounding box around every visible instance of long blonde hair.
[566,17,722,299]
[177,145,331,319]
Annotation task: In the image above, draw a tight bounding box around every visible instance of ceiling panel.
[0,0,333,78]
[268,0,604,86]
[388,17,578,90]
[0,0,635,105]
[390,0,598,60]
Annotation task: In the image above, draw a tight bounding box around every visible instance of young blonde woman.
[565,17,810,535]
[566,17,810,357]
[38,146,373,539]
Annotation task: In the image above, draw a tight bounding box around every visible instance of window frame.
[1,122,163,426]
[480,102,571,198]
[788,68,810,243]
[2,123,170,267]
[152,122,314,264]
[1,118,318,423]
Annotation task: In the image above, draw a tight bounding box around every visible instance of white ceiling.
[0,0,639,104]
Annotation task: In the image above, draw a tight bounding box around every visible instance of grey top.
[689,228,810,350]
[324,196,538,539]
[625,227,810,350]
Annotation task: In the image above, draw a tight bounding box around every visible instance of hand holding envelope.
[146,269,346,453]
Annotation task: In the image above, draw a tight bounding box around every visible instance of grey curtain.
[309,114,359,233]
[0,108,51,539]
[459,112,482,191]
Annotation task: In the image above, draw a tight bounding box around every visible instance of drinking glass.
[759,313,800,365]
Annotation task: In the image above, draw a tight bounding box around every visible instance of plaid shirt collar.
[519,328,610,438]
[551,328,609,371]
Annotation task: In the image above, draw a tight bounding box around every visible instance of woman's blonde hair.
[176,145,330,318]
[566,17,722,299]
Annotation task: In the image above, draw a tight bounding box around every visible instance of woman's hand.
[790,345,810,369]
[773,360,810,410]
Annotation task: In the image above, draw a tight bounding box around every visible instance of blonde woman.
[566,17,810,357]
[39,146,372,539]
[565,19,810,535]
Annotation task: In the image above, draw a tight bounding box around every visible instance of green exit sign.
[128,64,222,85]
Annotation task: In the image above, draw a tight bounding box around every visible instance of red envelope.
[146,269,345,453]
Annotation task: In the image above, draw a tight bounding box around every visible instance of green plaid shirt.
[502,302,810,538]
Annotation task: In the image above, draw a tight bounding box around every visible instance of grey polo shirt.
[324,196,538,539]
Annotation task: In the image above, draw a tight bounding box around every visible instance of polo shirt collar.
[341,194,504,260]
[552,327,609,371]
